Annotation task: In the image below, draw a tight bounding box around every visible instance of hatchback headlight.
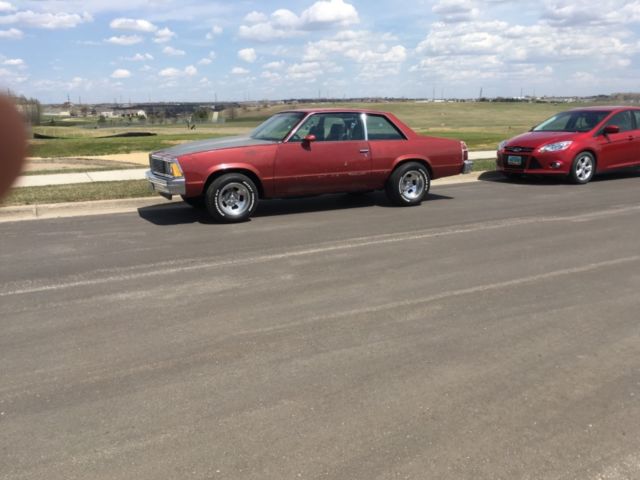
[498,140,507,151]
[539,141,573,153]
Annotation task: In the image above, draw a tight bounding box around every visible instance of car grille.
[150,155,173,176]
[505,146,534,154]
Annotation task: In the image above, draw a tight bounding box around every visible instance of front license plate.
[507,155,522,166]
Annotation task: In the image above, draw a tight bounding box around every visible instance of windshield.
[533,111,609,133]
[250,112,306,141]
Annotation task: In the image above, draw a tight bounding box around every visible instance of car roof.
[569,105,640,112]
[279,108,391,115]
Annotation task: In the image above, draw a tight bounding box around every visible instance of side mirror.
[603,125,620,135]
[303,134,317,143]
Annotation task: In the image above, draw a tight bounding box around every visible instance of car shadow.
[137,191,453,226]
[478,167,640,186]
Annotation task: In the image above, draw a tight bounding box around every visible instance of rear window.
[366,115,406,140]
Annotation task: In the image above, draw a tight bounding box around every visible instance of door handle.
[359,149,369,154]
[628,135,634,141]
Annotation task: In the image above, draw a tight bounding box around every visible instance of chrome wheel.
[399,170,426,201]
[217,182,251,217]
[570,151,596,184]
[575,154,593,182]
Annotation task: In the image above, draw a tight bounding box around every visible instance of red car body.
[497,106,640,183]
[146,108,471,221]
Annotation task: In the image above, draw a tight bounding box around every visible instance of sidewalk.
[15,151,496,188]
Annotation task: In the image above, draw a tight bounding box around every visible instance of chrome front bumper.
[145,170,186,199]
[462,160,473,174]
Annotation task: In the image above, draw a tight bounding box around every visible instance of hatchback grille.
[505,146,534,154]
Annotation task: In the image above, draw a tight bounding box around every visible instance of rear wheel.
[385,162,430,206]
[205,173,258,223]
[569,151,595,184]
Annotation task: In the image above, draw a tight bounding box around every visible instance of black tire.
[385,162,430,206]
[181,195,205,209]
[205,173,258,223]
[568,151,595,184]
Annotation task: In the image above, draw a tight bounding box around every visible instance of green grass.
[472,159,496,172]
[29,133,230,158]
[3,180,152,206]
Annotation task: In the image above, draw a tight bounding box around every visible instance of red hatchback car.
[497,106,640,184]
[146,109,472,222]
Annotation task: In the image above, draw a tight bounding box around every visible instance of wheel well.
[204,169,265,197]
[392,159,433,179]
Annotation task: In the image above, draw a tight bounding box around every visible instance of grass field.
[4,180,152,206]
[30,101,595,157]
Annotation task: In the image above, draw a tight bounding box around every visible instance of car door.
[596,110,636,169]
[273,113,371,196]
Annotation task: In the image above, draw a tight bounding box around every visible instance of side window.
[366,115,406,140]
[289,113,365,142]
[605,111,634,133]
[633,111,640,130]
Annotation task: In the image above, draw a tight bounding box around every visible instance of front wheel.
[385,162,430,206]
[205,173,258,223]
[569,151,595,184]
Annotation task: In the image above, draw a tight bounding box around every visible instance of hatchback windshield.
[533,111,610,133]
[250,112,306,141]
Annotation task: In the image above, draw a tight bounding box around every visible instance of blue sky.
[1,0,639,103]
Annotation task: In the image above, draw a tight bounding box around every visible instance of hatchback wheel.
[385,162,430,206]
[569,151,595,184]
[205,173,258,223]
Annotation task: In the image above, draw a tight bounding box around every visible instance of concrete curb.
[1,170,500,223]
[0,196,183,223]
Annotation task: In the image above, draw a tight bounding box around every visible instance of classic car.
[497,106,640,184]
[146,108,472,222]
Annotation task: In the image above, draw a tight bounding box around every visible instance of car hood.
[506,131,580,148]
[155,136,276,157]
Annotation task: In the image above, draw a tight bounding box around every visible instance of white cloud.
[238,48,257,63]
[432,0,479,23]
[231,67,249,75]
[110,68,131,78]
[109,18,157,32]
[264,60,285,70]
[300,0,359,28]
[198,51,216,65]
[154,27,175,43]
[244,11,268,23]
[3,58,24,67]
[205,24,223,39]
[238,0,359,41]
[126,53,153,61]
[0,27,21,39]
[0,1,15,12]
[159,67,181,78]
[106,35,142,46]
[159,66,197,78]
[163,46,185,56]
[0,10,92,29]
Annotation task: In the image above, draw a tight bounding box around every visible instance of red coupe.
[497,106,640,184]
[147,108,472,222]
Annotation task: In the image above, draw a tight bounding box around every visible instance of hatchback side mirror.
[303,134,317,143]
[603,125,620,135]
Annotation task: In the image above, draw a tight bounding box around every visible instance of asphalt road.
[2,172,640,480]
